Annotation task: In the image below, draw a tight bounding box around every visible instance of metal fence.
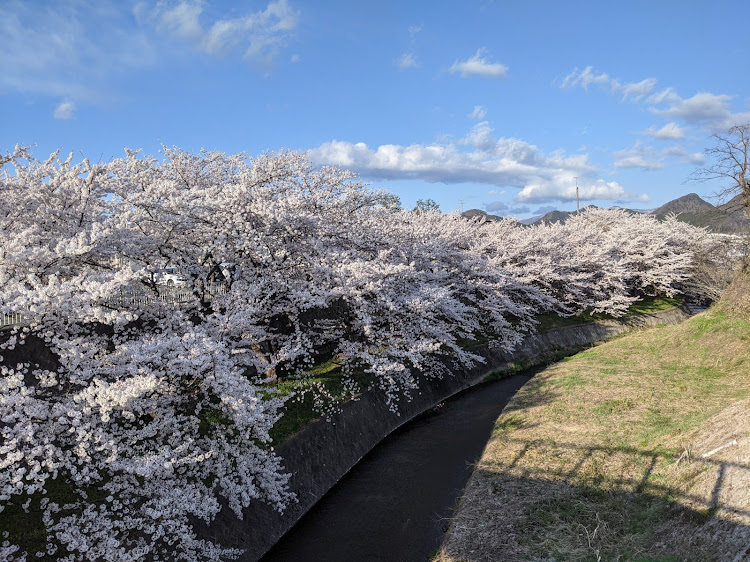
[1,283,229,329]
[1,312,24,328]
[105,284,228,306]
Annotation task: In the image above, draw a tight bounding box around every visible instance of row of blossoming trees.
[0,146,722,561]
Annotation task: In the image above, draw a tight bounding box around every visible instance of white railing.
[1,312,24,328]
[104,284,227,307]
[1,284,230,329]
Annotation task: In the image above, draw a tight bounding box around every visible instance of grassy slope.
[437,281,750,561]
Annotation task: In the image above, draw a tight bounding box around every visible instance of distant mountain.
[524,206,602,226]
[651,193,748,233]
[512,194,747,233]
[469,193,748,233]
[651,193,716,217]
[719,194,749,216]
[461,209,505,222]
[518,205,654,225]
[518,214,544,225]
[533,209,578,225]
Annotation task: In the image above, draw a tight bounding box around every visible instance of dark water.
[261,374,531,562]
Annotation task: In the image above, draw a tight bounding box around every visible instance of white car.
[157,266,188,286]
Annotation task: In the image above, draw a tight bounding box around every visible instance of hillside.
[650,193,748,233]
[651,192,716,216]
[531,209,578,225]
[719,194,748,214]
[461,209,505,222]
[513,193,748,233]
[523,206,632,226]
[438,272,750,561]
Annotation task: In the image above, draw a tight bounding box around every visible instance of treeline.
[0,147,725,561]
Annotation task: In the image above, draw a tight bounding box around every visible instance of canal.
[261,373,532,561]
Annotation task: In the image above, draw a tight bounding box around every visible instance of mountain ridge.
[463,193,748,233]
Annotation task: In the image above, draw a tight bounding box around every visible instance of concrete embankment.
[198,305,693,561]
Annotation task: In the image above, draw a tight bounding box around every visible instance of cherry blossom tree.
[0,145,717,560]
[474,207,714,316]
[0,148,292,561]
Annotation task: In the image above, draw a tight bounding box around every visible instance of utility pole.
[459,199,464,213]
[574,177,580,213]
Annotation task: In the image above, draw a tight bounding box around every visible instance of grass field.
[437,275,750,561]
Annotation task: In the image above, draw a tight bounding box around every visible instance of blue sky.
[2,0,749,218]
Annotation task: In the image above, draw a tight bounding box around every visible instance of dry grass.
[436,276,750,562]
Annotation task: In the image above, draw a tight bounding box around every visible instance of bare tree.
[690,124,750,216]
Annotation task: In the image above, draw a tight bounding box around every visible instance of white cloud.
[561,66,618,92]
[561,66,656,101]
[53,100,75,120]
[516,179,643,203]
[653,92,731,123]
[563,66,750,131]
[649,92,750,130]
[310,122,646,204]
[646,87,680,105]
[663,145,704,165]
[0,1,300,118]
[143,0,300,72]
[395,24,421,69]
[459,121,496,151]
[449,48,508,79]
[613,141,704,170]
[152,0,203,41]
[621,78,658,101]
[396,53,418,69]
[484,201,508,212]
[614,142,664,170]
[0,1,156,102]
[469,105,487,120]
[646,122,685,140]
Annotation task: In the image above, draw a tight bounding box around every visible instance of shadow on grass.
[441,436,750,561]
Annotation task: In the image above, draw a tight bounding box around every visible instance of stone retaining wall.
[199,305,692,560]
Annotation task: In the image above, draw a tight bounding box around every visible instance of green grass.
[535,296,683,331]
[691,309,750,338]
[522,488,675,561]
[269,357,376,443]
[593,398,634,416]
[559,373,586,391]
[626,296,683,315]
[439,280,750,562]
